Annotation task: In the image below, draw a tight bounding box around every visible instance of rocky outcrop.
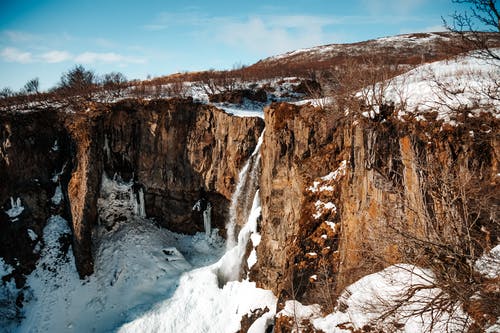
[251,102,499,312]
[1,98,264,279]
[209,89,267,104]
[65,110,105,277]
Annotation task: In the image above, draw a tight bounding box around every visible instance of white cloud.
[41,50,73,63]
[74,52,145,64]
[0,47,145,65]
[0,47,33,63]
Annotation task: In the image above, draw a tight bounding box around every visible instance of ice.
[51,140,59,152]
[51,185,63,205]
[5,197,24,219]
[227,131,264,249]
[203,202,212,236]
[27,229,37,241]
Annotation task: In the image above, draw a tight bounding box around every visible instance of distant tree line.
[0,65,129,110]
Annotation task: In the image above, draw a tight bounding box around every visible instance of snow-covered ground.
[1,214,226,333]
[360,49,500,122]
[117,192,276,333]
[277,264,472,333]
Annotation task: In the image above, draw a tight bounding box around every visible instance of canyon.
[1,34,499,332]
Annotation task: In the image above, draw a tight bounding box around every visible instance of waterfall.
[226,130,264,249]
[217,189,262,284]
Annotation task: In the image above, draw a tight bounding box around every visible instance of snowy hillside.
[361,48,500,122]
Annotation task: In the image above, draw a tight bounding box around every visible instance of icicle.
[104,136,111,161]
[6,197,24,218]
[138,188,146,218]
[203,203,212,236]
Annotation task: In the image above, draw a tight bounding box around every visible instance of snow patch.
[475,244,500,279]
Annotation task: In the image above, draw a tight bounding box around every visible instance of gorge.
[1,36,499,333]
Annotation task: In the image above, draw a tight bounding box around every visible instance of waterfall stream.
[226,130,264,249]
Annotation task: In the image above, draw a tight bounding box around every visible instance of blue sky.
[0,0,462,91]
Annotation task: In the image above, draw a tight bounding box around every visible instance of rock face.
[0,110,73,283]
[103,99,264,235]
[251,102,499,311]
[1,99,264,278]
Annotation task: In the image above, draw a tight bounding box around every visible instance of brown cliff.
[251,103,499,317]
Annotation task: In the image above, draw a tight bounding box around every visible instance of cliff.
[1,99,264,278]
[251,102,499,318]
[0,111,72,285]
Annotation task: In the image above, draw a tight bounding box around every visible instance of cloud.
[74,52,145,64]
[214,16,336,56]
[0,47,146,65]
[41,50,73,63]
[0,47,33,63]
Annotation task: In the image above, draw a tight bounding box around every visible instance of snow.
[0,258,18,331]
[325,221,336,232]
[5,197,24,219]
[11,214,225,333]
[0,258,14,277]
[51,185,63,205]
[360,49,500,122]
[313,201,337,219]
[214,102,265,118]
[475,244,500,279]
[308,161,347,193]
[321,161,348,181]
[330,264,469,332]
[118,190,277,333]
[276,264,470,333]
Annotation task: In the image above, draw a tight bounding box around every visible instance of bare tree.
[57,65,97,102]
[101,72,127,99]
[0,87,14,99]
[23,78,39,95]
[443,0,500,61]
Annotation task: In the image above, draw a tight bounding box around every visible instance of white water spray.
[226,130,264,249]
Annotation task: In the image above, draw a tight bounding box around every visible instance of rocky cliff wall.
[1,99,264,279]
[0,110,73,284]
[251,103,499,311]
